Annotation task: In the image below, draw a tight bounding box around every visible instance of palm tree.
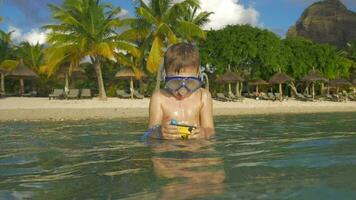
[16,42,45,71]
[180,5,213,42]
[0,31,16,93]
[122,0,208,90]
[43,0,139,100]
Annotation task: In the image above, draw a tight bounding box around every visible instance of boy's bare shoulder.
[200,88,212,100]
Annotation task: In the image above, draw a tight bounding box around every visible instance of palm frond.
[147,36,164,73]
[137,7,159,26]
[157,23,177,44]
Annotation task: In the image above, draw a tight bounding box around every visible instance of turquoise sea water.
[1,113,356,199]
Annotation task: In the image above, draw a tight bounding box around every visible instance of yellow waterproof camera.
[177,124,196,139]
[171,119,196,139]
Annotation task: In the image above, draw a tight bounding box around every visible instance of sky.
[0,0,355,45]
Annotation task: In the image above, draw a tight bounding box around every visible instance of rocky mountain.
[287,0,356,48]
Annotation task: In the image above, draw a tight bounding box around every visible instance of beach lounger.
[49,89,64,100]
[274,92,282,101]
[229,93,244,102]
[323,94,336,101]
[215,93,231,102]
[67,89,80,99]
[116,89,131,99]
[22,91,37,97]
[296,93,312,101]
[80,89,92,99]
[349,94,356,101]
[267,92,276,101]
[133,91,144,99]
[260,93,270,100]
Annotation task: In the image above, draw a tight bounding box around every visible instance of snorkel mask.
[164,76,202,96]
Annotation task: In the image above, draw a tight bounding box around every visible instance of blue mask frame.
[164,76,202,94]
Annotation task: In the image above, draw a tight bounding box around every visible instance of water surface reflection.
[149,140,225,200]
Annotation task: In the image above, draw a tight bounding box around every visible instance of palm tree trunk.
[1,73,5,93]
[130,77,134,99]
[228,83,232,97]
[65,71,69,98]
[94,59,107,100]
[155,66,162,91]
[20,79,24,95]
[235,82,239,97]
[256,85,259,94]
[312,82,315,100]
[279,83,282,101]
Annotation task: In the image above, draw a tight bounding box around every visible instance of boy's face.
[166,67,200,100]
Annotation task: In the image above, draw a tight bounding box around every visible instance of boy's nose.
[178,87,188,96]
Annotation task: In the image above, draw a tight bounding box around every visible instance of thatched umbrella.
[301,70,328,100]
[269,72,294,100]
[249,79,268,94]
[5,59,38,95]
[219,71,244,97]
[58,67,87,95]
[329,77,351,93]
[115,68,146,99]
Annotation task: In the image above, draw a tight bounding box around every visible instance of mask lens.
[165,76,201,93]
[166,79,183,90]
[185,79,201,91]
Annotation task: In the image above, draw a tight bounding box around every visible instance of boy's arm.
[200,89,215,138]
[149,90,163,128]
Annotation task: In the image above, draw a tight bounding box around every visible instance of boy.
[148,43,214,139]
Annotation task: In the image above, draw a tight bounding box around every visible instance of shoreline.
[1,97,356,121]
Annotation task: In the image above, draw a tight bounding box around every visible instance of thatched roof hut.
[58,67,87,80]
[301,70,328,82]
[6,59,38,79]
[115,68,147,99]
[352,79,356,86]
[249,79,268,94]
[5,59,38,95]
[249,79,268,85]
[269,72,293,84]
[218,71,244,83]
[329,77,351,87]
[0,67,6,73]
[115,68,146,80]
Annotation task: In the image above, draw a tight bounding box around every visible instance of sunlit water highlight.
[1,113,356,199]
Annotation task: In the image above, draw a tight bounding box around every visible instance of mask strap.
[161,65,166,81]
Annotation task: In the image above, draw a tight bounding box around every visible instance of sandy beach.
[0,97,356,121]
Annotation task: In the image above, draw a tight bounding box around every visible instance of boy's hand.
[161,120,181,139]
[189,127,202,139]
[190,127,214,139]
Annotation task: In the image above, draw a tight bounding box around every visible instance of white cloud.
[143,0,260,30]
[23,29,49,45]
[118,8,130,18]
[7,26,49,45]
[199,0,260,30]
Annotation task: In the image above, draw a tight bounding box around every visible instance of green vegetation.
[0,1,355,98]
[200,25,354,81]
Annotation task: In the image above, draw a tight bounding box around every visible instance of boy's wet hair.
[164,43,200,74]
